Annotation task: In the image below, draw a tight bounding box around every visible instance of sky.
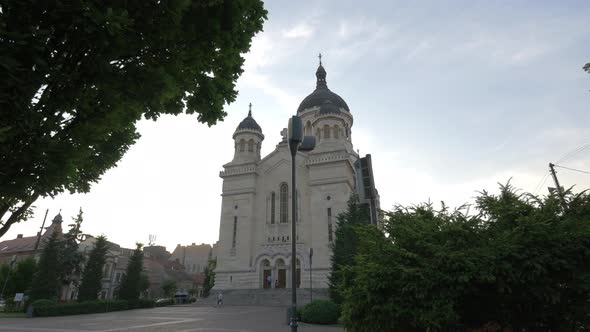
[4,0,590,252]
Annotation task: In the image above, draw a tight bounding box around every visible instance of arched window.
[248,139,254,152]
[316,128,321,141]
[280,183,288,223]
[271,192,276,224]
[323,125,330,139]
[239,139,245,152]
[305,121,312,135]
[334,125,340,139]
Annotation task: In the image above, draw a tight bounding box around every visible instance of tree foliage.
[77,235,109,302]
[161,279,177,298]
[202,258,216,298]
[328,194,370,304]
[0,257,37,299]
[30,232,62,301]
[117,243,144,301]
[339,183,590,331]
[0,0,268,238]
[60,208,84,286]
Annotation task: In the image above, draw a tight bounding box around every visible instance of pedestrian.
[275,279,279,288]
[216,292,223,307]
[267,275,272,288]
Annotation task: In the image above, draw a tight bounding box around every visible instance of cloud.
[282,23,314,39]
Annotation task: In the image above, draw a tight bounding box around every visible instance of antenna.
[148,234,156,246]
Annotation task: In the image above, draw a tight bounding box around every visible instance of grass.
[0,312,27,318]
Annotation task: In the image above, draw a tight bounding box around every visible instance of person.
[267,275,272,288]
[216,292,223,307]
[275,279,279,288]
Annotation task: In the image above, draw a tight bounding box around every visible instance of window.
[239,139,245,152]
[271,192,276,224]
[248,139,254,152]
[328,208,333,242]
[232,216,238,248]
[334,125,340,139]
[115,273,121,282]
[323,125,330,138]
[280,183,288,223]
[305,121,312,135]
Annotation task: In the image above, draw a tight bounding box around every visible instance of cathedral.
[213,59,373,292]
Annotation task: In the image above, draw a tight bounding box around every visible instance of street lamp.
[309,248,313,303]
[288,115,316,332]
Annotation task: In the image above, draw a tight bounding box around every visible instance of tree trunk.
[0,194,39,238]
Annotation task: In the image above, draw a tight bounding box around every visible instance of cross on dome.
[248,102,252,117]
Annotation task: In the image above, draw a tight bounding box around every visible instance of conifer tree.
[30,232,62,301]
[77,236,108,302]
[202,258,217,298]
[328,194,370,304]
[60,208,84,286]
[117,243,144,301]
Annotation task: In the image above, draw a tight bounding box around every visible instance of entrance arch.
[276,259,286,288]
[261,259,271,289]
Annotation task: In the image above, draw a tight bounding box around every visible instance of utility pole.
[34,209,49,251]
[549,163,567,209]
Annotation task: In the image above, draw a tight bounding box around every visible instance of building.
[214,60,374,291]
[170,243,212,275]
[0,213,63,265]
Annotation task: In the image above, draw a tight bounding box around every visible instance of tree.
[202,258,216,298]
[328,194,370,304]
[77,235,108,302]
[161,279,177,298]
[60,208,84,287]
[0,0,268,238]
[584,62,590,74]
[338,183,590,331]
[117,243,144,301]
[30,232,62,301]
[0,257,37,299]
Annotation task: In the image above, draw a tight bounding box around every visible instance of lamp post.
[309,248,313,303]
[288,115,316,332]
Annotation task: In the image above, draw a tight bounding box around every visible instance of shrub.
[31,299,57,317]
[155,299,174,307]
[128,299,155,309]
[300,300,340,325]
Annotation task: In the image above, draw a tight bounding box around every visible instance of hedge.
[32,299,164,317]
[300,300,341,325]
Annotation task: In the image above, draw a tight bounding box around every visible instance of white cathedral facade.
[213,61,370,291]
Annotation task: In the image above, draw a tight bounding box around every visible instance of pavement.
[0,305,345,332]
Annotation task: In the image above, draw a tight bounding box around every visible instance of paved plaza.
[0,305,344,332]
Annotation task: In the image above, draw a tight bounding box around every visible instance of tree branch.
[0,193,40,239]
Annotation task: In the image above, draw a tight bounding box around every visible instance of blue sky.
[5,0,590,251]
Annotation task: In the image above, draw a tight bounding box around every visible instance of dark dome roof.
[319,100,341,115]
[236,109,262,132]
[297,63,350,114]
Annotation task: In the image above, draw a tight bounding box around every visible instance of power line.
[554,164,590,175]
[556,141,590,164]
[533,171,549,195]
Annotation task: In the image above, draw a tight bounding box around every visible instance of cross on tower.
[318,53,322,65]
[248,102,252,116]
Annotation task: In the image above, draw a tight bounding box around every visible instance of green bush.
[128,299,155,309]
[300,300,340,325]
[32,300,132,317]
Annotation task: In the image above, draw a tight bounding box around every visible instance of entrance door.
[278,269,286,288]
[263,269,271,289]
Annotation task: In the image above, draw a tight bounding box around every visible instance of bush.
[300,300,340,325]
[155,299,174,307]
[128,299,155,309]
[32,300,131,317]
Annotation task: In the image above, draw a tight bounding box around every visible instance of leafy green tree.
[0,0,268,238]
[30,232,62,301]
[161,279,176,298]
[328,194,370,304]
[0,257,37,299]
[77,236,109,302]
[339,184,590,331]
[118,243,144,301]
[584,62,590,74]
[202,258,216,298]
[139,273,150,298]
[60,208,84,287]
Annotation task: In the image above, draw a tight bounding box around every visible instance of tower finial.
[248,102,252,117]
[318,53,322,66]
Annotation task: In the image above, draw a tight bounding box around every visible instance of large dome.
[297,63,350,114]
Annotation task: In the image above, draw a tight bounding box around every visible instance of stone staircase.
[197,288,329,306]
